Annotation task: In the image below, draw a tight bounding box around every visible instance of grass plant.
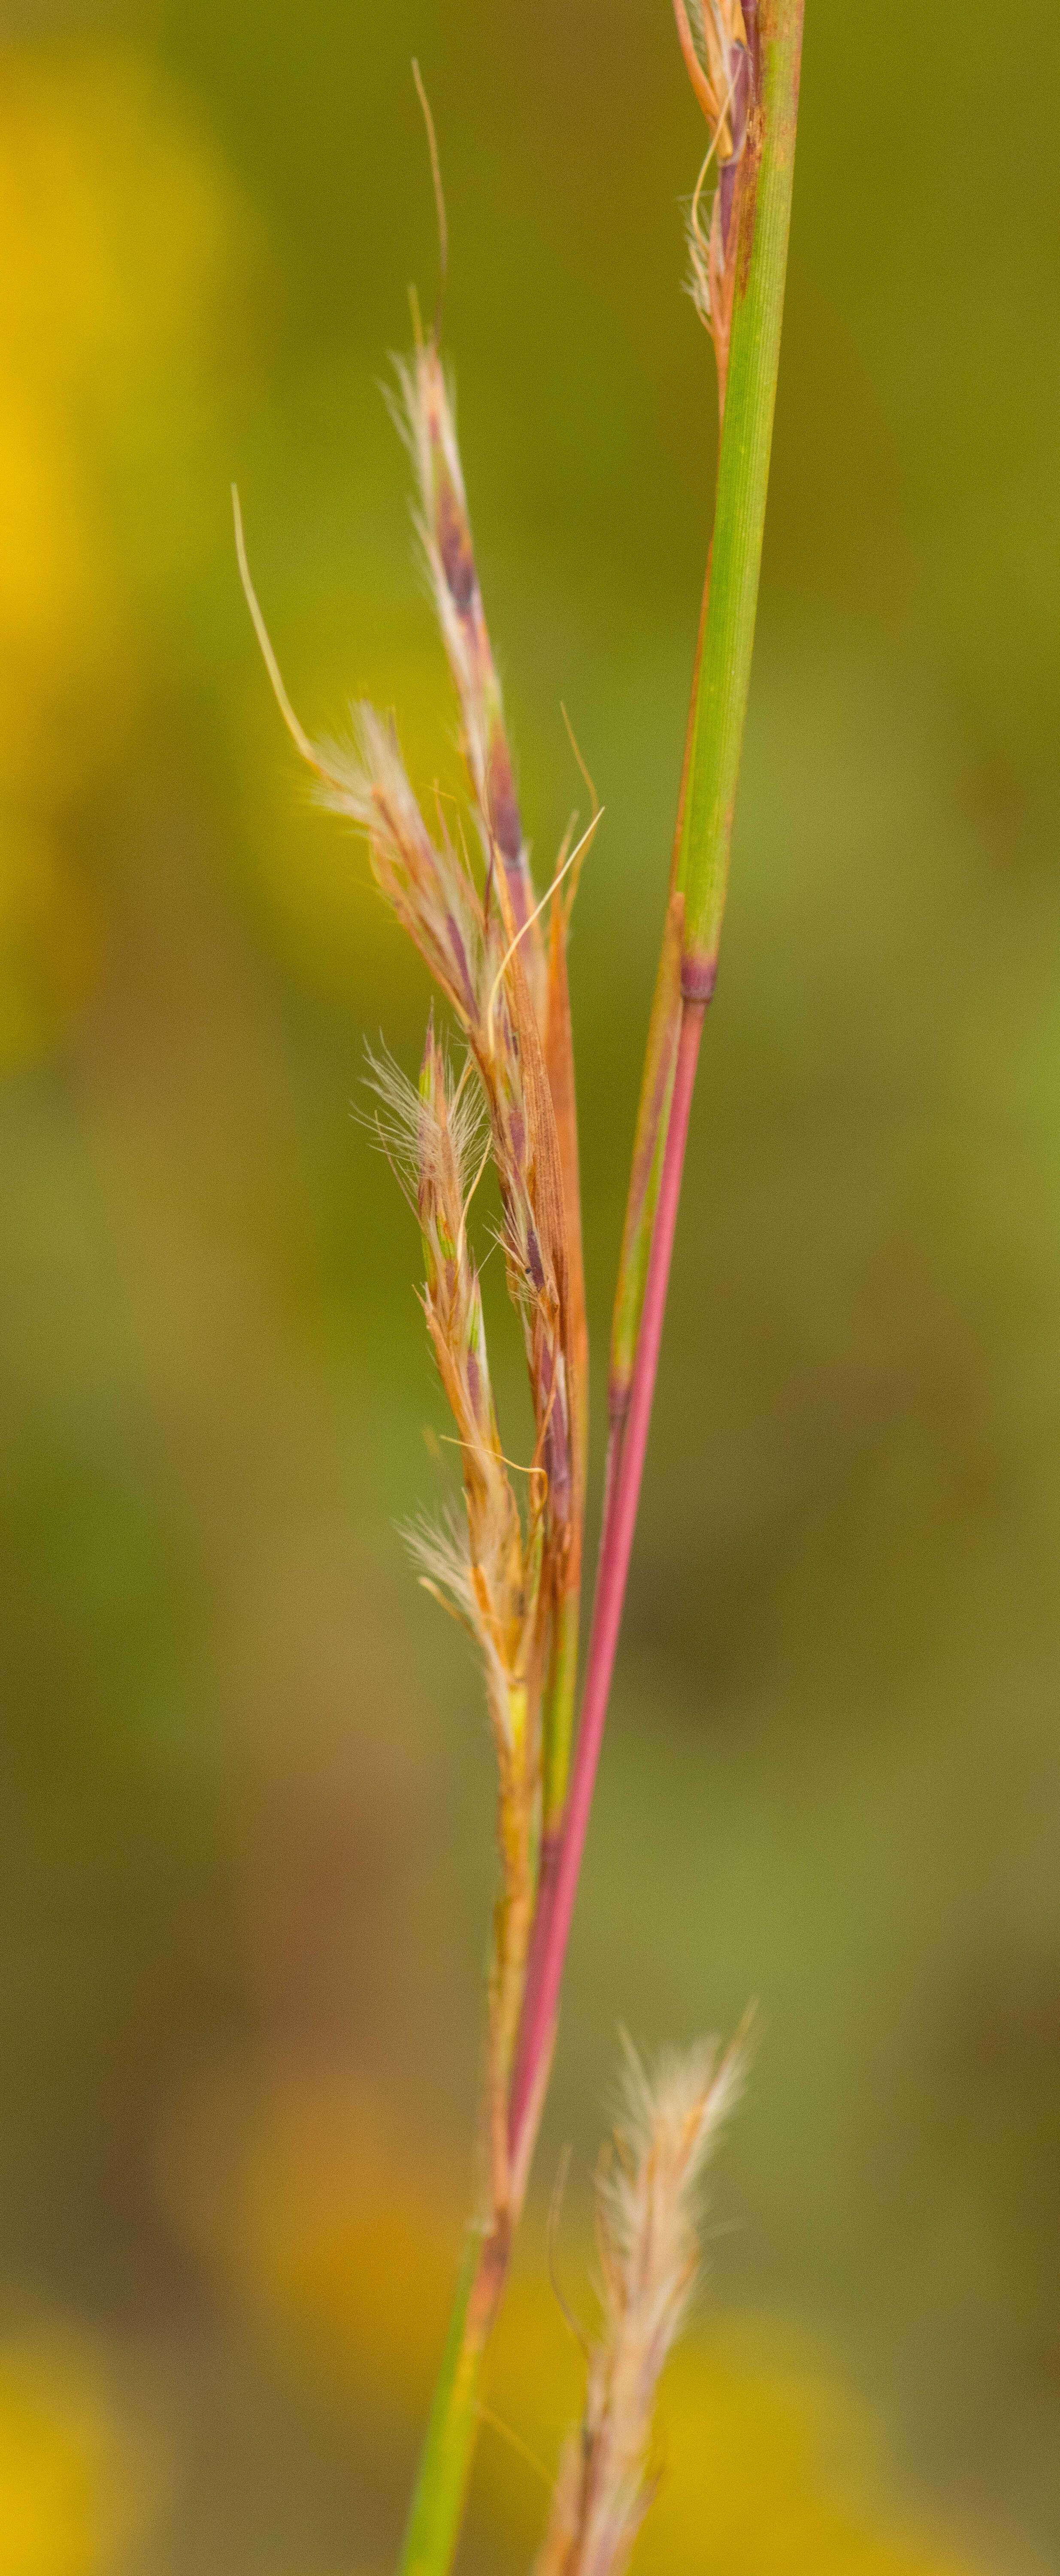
[236,4,804,2567]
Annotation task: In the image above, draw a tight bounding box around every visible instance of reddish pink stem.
[509,1400,624,2095]
[509,992,706,2152]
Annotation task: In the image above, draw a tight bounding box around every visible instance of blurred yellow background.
[1,4,1058,2571]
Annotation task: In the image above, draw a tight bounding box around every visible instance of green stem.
[608,889,684,1425]
[397,2219,509,2576]
[608,2,803,1403]
[679,0,803,986]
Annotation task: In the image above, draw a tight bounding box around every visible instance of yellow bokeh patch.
[0,2339,147,2576]
[0,44,249,1066]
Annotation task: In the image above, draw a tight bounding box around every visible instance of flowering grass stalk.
[235,5,802,2569]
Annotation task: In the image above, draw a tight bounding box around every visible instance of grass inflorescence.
[234,7,804,2570]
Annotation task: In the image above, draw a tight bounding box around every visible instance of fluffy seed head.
[536,2031,745,2576]
[601,2032,744,2344]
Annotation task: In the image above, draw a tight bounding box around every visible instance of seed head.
[536,2030,745,2576]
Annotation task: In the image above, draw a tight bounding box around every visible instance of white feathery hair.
[311,702,487,1031]
[404,1502,476,1620]
[362,1036,488,1211]
[404,1503,511,1719]
[311,700,411,832]
[684,182,715,331]
[603,2031,744,2345]
[535,2029,745,2576]
[311,703,453,906]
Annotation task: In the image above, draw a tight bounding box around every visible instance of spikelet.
[346,690,575,1561]
[421,1030,531,1692]
[366,1030,528,1710]
[673,0,754,411]
[370,1019,552,2206]
[233,170,587,2193]
[388,323,588,1591]
[536,2032,745,2576]
[391,338,546,1020]
[235,485,575,1566]
[233,355,579,1607]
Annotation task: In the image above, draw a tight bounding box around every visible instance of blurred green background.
[1,2,1059,2570]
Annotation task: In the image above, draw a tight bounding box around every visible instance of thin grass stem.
[509,995,705,2150]
[397,2222,509,2576]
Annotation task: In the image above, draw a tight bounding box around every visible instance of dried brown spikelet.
[536,2031,745,2576]
[391,339,545,1017]
[369,1029,528,1716]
